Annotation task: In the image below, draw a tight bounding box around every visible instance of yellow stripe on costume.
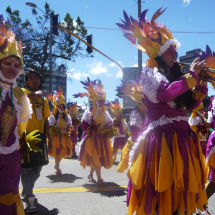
[183,73,197,89]
[127,131,208,215]
[192,88,206,101]
[0,193,25,215]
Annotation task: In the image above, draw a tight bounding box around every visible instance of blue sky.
[1,0,215,106]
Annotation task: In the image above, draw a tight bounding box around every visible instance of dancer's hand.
[190,58,206,75]
[48,138,53,149]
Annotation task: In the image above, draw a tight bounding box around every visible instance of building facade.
[179,49,201,73]
[43,73,67,98]
[123,67,141,108]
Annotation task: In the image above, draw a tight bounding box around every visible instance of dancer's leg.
[90,168,95,176]
[55,158,61,171]
[95,167,102,181]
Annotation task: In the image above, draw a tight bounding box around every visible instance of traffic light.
[51,15,59,36]
[86,35,93,54]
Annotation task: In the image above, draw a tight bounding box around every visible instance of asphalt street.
[19,143,129,215]
[18,143,215,215]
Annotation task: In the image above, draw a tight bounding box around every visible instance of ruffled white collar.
[0,81,16,89]
[0,69,22,86]
[197,110,204,117]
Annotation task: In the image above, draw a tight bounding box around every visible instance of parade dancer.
[115,81,146,173]
[196,45,215,215]
[117,8,208,215]
[73,78,113,186]
[48,88,73,175]
[189,103,208,156]
[69,102,80,158]
[0,15,32,214]
[107,100,128,161]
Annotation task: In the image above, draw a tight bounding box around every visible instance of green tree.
[6,2,91,87]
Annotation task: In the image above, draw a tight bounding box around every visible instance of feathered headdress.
[73,77,106,104]
[69,102,78,115]
[0,14,24,73]
[195,45,215,89]
[116,80,146,113]
[52,87,66,107]
[107,100,122,115]
[195,45,215,69]
[116,8,180,60]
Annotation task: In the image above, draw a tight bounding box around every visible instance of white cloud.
[67,68,75,78]
[62,19,80,34]
[116,69,123,78]
[85,5,88,9]
[73,20,77,28]
[62,20,78,28]
[87,61,107,75]
[107,74,113,77]
[189,18,192,20]
[72,72,89,80]
[109,62,116,67]
[67,69,89,80]
[109,61,123,67]
[61,20,68,28]
[182,0,191,6]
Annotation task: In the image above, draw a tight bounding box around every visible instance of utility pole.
[49,21,53,94]
[138,0,142,75]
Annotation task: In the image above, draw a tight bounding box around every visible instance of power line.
[11,25,215,34]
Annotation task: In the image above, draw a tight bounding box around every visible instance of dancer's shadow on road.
[83,182,126,197]
[113,161,120,166]
[25,203,59,215]
[46,173,82,183]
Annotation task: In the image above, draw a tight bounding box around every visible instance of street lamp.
[26,2,53,94]
[26,2,36,8]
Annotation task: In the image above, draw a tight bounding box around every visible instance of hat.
[69,102,78,115]
[73,77,106,104]
[116,8,180,60]
[195,45,215,69]
[0,14,24,73]
[52,87,66,107]
[107,100,122,115]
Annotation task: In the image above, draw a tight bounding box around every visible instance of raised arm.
[187,83,208,111]
[156,71,200,102]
